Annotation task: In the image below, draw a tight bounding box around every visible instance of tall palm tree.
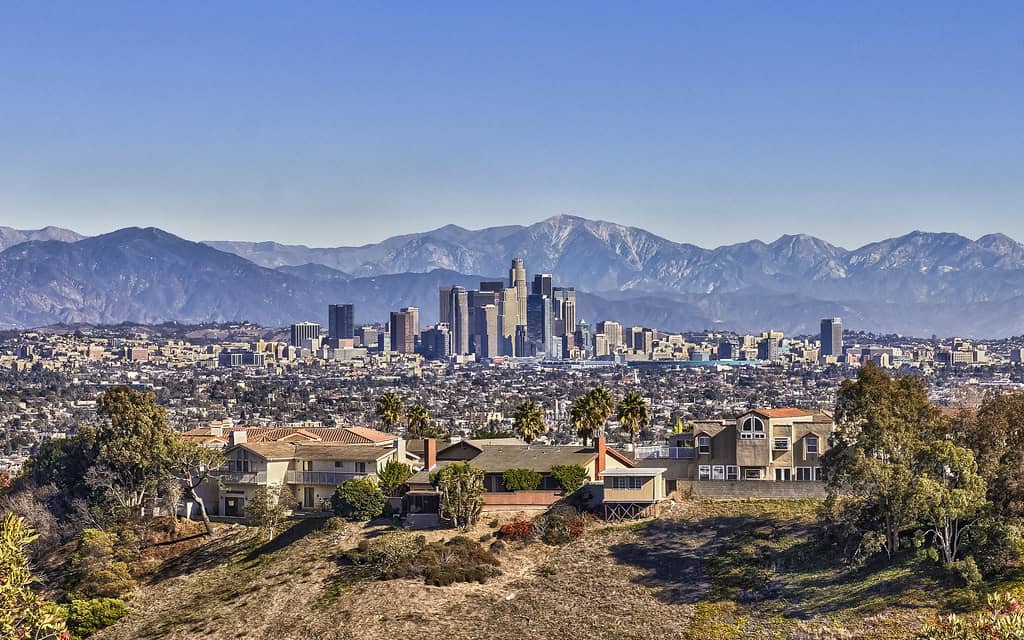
[588,386,615,437]
[375,392,404,433]
[617,390,650,447]
[570,394,596,446]
[407,403,430,437]
[512,400,547,445]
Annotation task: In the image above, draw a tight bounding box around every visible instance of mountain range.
[2,216,1024,336]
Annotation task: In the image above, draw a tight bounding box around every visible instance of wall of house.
[676,480,827,499]
[481,490,561,511]
[604,476,663,503]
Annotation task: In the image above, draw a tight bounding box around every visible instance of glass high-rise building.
[328,304,354,340]
[820,317,843,357]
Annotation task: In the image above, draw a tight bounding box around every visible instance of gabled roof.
[229,441,396,462]
[180,425,396,445]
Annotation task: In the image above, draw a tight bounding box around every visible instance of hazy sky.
[1,2,1021,249]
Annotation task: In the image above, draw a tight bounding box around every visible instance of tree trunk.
[188,486,215,536]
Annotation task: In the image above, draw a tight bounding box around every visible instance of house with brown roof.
[199,426,409,517]
[634,408,834,486]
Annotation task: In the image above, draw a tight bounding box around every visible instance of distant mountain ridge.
[3,217,1024,336]
[0,225,82,252]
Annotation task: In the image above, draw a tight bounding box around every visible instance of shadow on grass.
[244,517,336,561]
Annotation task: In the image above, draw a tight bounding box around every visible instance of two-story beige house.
[634,408,833,485]
[202,426,408,516]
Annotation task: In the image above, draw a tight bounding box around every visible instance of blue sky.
[0,2,1021,249]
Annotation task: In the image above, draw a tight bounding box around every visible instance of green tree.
[823,363,946,561]
[952,393,1024,518]
[92,387,177,516]
[551,464,590,494]
[407,403,431,437]
[168,440,224,536]
[512,400,547,444]
[434,462,485,531]
[377,460,413,497]
[502,468,542,491]
[0,513,68,640]
[917,440,988,565]
[375,392,405,433]
[331,477,387,521]
[68,528,136,599]
[246,485,294,540]
[569,394,597,446]
[617,391,650,446]
[588,386,615,429]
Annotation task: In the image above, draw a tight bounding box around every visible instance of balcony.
[633,446,696,460]
[285,470,371,485]
[213,470,266,485]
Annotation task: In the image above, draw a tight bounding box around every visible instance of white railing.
[213,471,267,484]
[285,471,370,485]
[633,446,696,460]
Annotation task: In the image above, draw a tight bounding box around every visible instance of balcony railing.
[212,470,266,484]
[285,471,371,485]
[633,446,696,460]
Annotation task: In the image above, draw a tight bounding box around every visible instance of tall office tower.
[446,286,470,355]
[532,273,553,298]
[389,310,417,354]
[355,325,378,350]
[420,323,451,360]
[327,304,354,340]
[404,306,420,341]
[498,287,519,355]
[718,338,740,360]
[820,317,843,357]
[468,290,498,355]
[526,294,553,357]
[574,319,592,358]
[552,287,576,335]
[439,286,453,330]
[515,325,529,358]
[473,304,499,359]
[593,333,609,357]
[509,258,527,323]
[290,322,320,347]
[479,281,504,293]
[597,320,622,349]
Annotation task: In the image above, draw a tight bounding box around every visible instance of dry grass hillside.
[93,499,972,640]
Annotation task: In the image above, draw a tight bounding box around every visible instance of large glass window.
[697,436,711,455]
[805,436,819,454]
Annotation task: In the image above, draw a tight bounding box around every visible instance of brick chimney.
[228,429,247,447]
[594,435,607,480]
[424,438,437,471]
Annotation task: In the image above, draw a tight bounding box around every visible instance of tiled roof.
[181,425,395,444]
[753,408,812,419]
[232,442,396,462]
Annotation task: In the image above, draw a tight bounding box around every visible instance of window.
[611,476,645,489]
[744,468,763,480]
[775,468,792,482]
[712,465,725,480]
[814,467,822,481]
[741,417,765,433]
[355,462,367,474]
[230,451,250,473]
[697,436,711,455]
[698,465,711,480]
[726,465,739,480]
[796,467,813,481]
[302,460,313,471]
[334,461,342,468]
[739,432,754,440]
[754,433,767,440]
[773,437,790,451]
[805,436,819,454]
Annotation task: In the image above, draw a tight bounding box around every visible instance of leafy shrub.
[551,464,589,494]
[535,505,591,545]
[919,592,1024,639]
[968,519,1024,577]
[951,556,982,588]
[502,468,542,491]
[68,529,137,599]
[345,533,501,586]
[354,531,424,574]
[498,520,535,541]
[66,598,128,639]
[377,460,413,497]
[331,477,386,521]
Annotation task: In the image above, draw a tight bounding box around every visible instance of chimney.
[424,438,437,471]
[209,425,223,437]
[228,429,247,447]
[594,435,607,480]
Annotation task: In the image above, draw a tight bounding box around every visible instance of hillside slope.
[94,500,951,640]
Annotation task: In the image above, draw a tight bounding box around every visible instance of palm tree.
[588,386,615,438]
[570,394,596,446]
[617,390,650,447]
[375,392,404,433]
[407,403,430,437]
[512,400,547,445]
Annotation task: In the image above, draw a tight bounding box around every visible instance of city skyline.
[2,3,1022,248]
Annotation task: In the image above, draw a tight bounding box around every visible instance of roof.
[752,408,812,419]
[446,444,620,474]
[180,425,396,445]
[602,467,665,476]
[230,442,395,462]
